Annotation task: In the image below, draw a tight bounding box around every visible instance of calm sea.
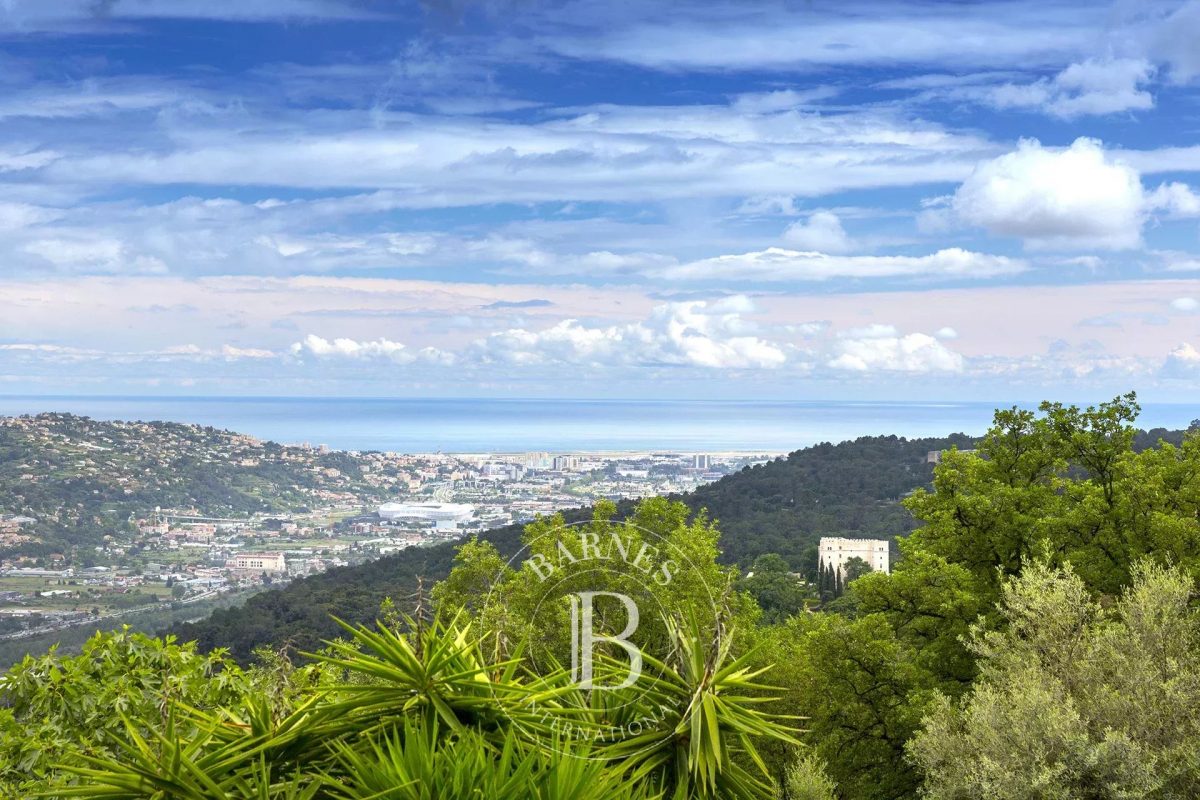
[0,396,1196,454]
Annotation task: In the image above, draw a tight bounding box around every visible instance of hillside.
[0,413,387,559]
[172,431,980,660]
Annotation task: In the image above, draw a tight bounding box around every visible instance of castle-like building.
[818,536,890,578]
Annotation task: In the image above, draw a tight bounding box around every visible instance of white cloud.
[828,327,964,373]
[951,137,1200,250]
[544,4,1099,71]
[1056,255,1103,270]
[782,211,853,254]
[221,345,277,359]
[0,201,60,230]
[1154,250,1200,272]
[662,247,1025,281]
[0,340,281,364]
[1147,182,1200,217]
[986,58,1155,118]
[935,327,959,339]
[22,236,169,273]
[1171,297,1199,313]
[290,334,415,362]
[730,88,839,113]
[471,297,786,369]
[735,195,799,216]
[1162,342,1200,378]
[36,101,995,204]
[1145,0,1200,84]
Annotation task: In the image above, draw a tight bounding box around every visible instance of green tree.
[841,556,872,584]
[904,393,1200,600]
[777,394,1200,798]
[771,612,931,799]
[785,750,837,800]
[909,559,1200,799]
[434,497,756,666]
[739,553,809,622]
[0,628,252,796]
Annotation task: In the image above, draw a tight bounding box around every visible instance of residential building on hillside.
[818,536,890,577]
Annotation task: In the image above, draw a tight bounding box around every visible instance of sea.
[0,396,1196,454]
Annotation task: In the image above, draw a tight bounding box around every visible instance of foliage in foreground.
[910,559,1200,799]
[0,505,800,798]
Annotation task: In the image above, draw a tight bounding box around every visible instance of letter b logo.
[568,591,642,691]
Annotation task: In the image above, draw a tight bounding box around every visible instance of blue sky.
[3,0,1200,401]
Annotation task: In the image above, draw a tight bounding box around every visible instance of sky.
[2,0,1200,401]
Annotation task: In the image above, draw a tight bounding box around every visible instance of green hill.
[0,413,386,560]
[171,431,980,660]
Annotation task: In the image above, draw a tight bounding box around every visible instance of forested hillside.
[173,424,1190,660]
[173,432,978,659]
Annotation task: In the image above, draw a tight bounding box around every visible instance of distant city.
[0,429,771,641]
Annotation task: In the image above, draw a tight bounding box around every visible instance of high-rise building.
[552,455,578,471]
[523,451,551,469]
[692,454,712,469]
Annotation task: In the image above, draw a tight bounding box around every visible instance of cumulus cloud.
[289,334,451,364]
[782,211,854,253]
[1162,342,1200,378]
[951,137,1200,250]
[1171,297,1199,313]
[1147,182,1200,217]
[662,247,1025,281]
[828,325,964,373]
[987,58,1155,118]
[470,297,786,369]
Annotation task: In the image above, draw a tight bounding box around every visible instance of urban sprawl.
[0,430,768,640]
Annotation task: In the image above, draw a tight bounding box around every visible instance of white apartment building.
[818,536,890,577]
[227,551,287,573]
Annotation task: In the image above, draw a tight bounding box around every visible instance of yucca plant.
[49,708,320,800]
[597,614,803,800]
[39,606,799,800]
[323,718,659,800]
[306,613,585,744]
